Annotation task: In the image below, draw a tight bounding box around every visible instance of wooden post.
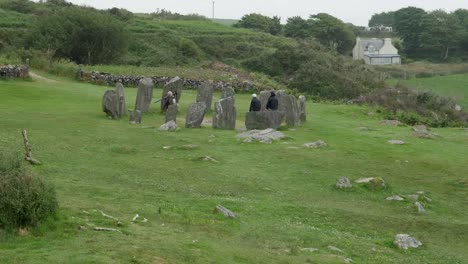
[22,129,41,165]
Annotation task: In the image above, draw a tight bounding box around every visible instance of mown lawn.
[0,76,467,263]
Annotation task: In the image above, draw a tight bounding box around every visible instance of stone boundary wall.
[0,65,29,78]
[80,71,257,92]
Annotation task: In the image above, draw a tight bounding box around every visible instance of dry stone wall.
[0,65,29,78]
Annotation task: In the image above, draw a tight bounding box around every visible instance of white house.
[353,37,401,65]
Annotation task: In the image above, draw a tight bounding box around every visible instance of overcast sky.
[36,0,468,26]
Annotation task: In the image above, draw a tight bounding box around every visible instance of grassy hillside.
[0,76,467,263]
[390,74,468,109]
[211,18,239,26]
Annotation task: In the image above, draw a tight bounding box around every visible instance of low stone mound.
[394,234,422,250]
[236,128,285,144]
[159,120,178,131]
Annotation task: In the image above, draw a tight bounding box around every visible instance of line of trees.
[370,7,468,61]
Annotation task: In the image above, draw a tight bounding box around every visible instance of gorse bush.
[359,84,468,127]
[0,153,58,229]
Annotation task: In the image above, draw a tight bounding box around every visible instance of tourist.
[249,93,261,112]
[266,91,279,110]
[162,91,175,112]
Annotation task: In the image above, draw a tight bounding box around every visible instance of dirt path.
[29,71,58,83]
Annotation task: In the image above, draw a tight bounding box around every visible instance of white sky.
[33,0,468,26]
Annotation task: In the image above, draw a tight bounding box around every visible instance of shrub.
[0,153,58,230]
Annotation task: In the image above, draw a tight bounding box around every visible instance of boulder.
[213,97,236,130]
[160,76,183,110]
[129,110,142,124]
[245,111,285,130]
[185,102,207,128]
[135,77,154,113]
[388,140,405,145]
[165,104,178,123]
[414,202,425,213]
[386,195,405,201]
[196,81,214,113]
[412,125,434,139]
[336,177,352,189]
[394,234,422,250]
[159,120,178,131]
[304,141,327,148]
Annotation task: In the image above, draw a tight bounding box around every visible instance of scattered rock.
[162,146,171,150]
[327,245,344,253]
[344,258,353,263]
[336,177,352,189]
[365,177,386,189]
[386,195,405,201]
[301,248,319,252]
[388,140,405,145]
[455,104,462,111]
[414,202,425,213]
[394,234,422,250]
[380,120,402,126]
[236,128,286,143]
[416,191,425,195]
[355,177,375,183]
[303,140,327,148]
[424,196,433,203]
[202,156,219,163]
[159,120,178,131]
[213,205,236,218]
[412,125,434,139]
[407,195,419,201]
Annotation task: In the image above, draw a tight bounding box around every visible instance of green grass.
[211,18,239,27]
[388,74,468,109]
[0,76,467,263]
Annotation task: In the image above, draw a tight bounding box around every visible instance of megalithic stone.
[299,95,306,123]
[102,90,120,119]
[135,77,154,113]
[115,82,126,118]
[213,97,236,130]
[196,81,214,113]
[245,111,285,130]
[129,110,142,124]
[221,86,235,99]
[185,102,207,128]
[165,104,178,123]
[161,77,183,109]
[259,90,274,110]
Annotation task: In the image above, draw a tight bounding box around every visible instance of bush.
[0,153,58,230]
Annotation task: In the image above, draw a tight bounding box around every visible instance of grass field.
[389,74,468,109]
[0,75,467,263]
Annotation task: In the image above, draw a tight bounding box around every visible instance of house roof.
[365,54,400,58]
[358,38,385,51]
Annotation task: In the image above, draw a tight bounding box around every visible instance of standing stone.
[161,77,183,109]
[213,97,236,130]
[185,102,207,128]
[196,81,214,113]
[129,110,142,124]
[245,111,285,130]
[115,82,126,118]
[259,90,273,110]
[102,90,120,119]
[298,95,306,123]
[165,104,178,123]
[277,91,300,126]
[135,77,154,113]
[221,86,235,100]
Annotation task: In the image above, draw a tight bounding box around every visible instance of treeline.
[369,7,468,62]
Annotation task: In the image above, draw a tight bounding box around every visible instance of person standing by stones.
[266,91,279,110]
[162,91,175,112]
[249,93,261,112]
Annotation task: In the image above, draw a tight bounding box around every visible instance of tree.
[284,16,309,39]
[368,11,395,27]
[28,7,128,64]
[308,13,356,55]
[394,7,427,57]
[234,13,282,35]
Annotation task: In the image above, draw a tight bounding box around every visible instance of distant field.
[389,74,468,109]
[0,75,467,263]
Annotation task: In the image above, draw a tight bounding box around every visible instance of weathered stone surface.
[412,125,434,139]
[196,81,214,112]
[328,246,344,253]
[129,110,142,124]
[221,86,235,99]
[135,77,154,113]
[161,77,183,109]
[165,104,178,123]
[277,91,300,126]
[159,120,178,131]
[380,120,402,126]
[304,141,327,148]
[0,65,29,78]
[259,90,273,110]
[213,97,236,130]
[336,177,352,189]
[388,140,405,145]
[298,95,306,123]
[186,102,206,128]
[115,82,126,117]
[102,90,120,119]
[386,195,405,201]
[355,177,375,183]
[214,205,236,218]
[394,234,422,250]
[414,202,425,213]
[236,128,285,144]
[245,111,285,130]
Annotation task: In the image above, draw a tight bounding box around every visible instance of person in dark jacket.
[162,91,175,112]
[266,91,279,110]
[249,93,261,112]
